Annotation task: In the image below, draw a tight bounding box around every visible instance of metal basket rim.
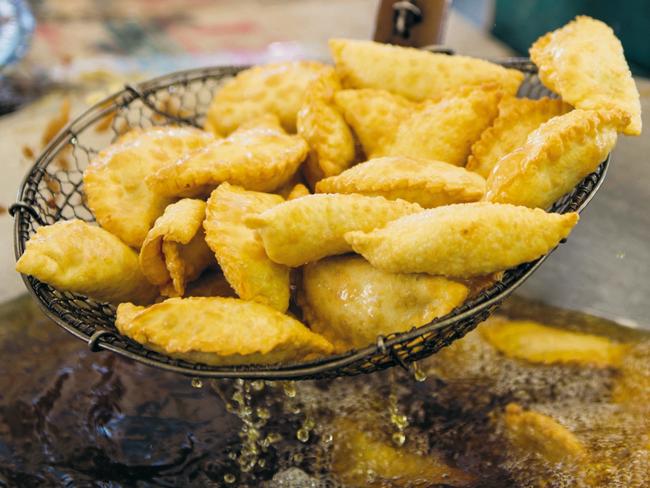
[11,58,610,380]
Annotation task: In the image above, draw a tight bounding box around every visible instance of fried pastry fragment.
[486,109,628,209]
[204,61,330,136]
[83,126,213,247]
[139,199,214,297]
[389,85,502,165]
[330,38,523,101]
[299,255,468,351]
[503,403,587,464]
[334,89,415,159]
[345,203,578,278]
[204,183,290,312]
[16,220,157,304]
[147,115,308,198]
[116,297,334,366]
[331,419,475,487]
[316,156,485,208]
[467,96,572,178]
[297,68,355,186]
[530,16,641,135]
[246,193,422,266]
[480,318,626,368]
[286,183,310,200]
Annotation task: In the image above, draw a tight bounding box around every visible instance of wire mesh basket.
[12,58,609,380]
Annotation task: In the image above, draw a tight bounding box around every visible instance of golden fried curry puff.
[297,68,356,186]
[116,297,333,366]
[147,115,308,198]
[330,38,523,101]
[481,318,626,368]
[204,183,290,312]
[316,156,485,208]
[530,16,641,135]
[16,220,157,304]
[486,109,628,209]
[83,126,213,247]
[346,203,578,278]
[299,255,468,351]
[204,60,330,136]
[139,199,214,298]
[246,193,422,267]
[388,85,502,165]
[467,96,572,178]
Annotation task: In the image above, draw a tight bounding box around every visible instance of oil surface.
[1,294,649,487]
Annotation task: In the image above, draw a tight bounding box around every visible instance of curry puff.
[297,68,356,186]
[389,84,502,165]
[83,126,213,247]
[345,203,578,278]
[481,318,626,368]
[139,199,214,298]
[503,403,587,465]
[316,156,486,208]
[204,183,290,312]
[116,297,333,366]
[16,220,157,304]
[486,109,628,209]
[246,193,422,267]
[467,96,572,178]
[147,115,308,198]
[331,419,475,487]
[530,16,641,136]
[329,38,523,101]
[299,255,468,351]
[204,60,330,136]
[334,88,414,159]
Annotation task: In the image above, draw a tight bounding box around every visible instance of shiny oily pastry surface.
[246,193,422,267]
[330,38,523,101]
[204,60,330,136]
[334,88,414,159]
[139,199,214,298]
[299,255,468,351]
[204,183,290,312]
[480,318,626,368]
[388,84,502,166]
[83,126,213,247]
[331,419,476,487]
[147,115,308,198]
[530,15,641,135]
[467,96,572,178]
[485,109,628,209]
[345,202,579,278]
[316,156,485,208]
[503,403,587,465]
[116,297,333,366]
[16,219,157,305]
[297,68,356,186]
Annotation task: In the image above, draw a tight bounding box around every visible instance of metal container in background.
[374,0,451,47]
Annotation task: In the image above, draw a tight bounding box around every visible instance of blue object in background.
[492,0,650,76]
[0,0,34,69]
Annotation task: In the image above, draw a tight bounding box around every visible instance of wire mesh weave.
[12,58,609,380]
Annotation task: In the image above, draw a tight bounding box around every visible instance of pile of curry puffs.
[16,17,641,366]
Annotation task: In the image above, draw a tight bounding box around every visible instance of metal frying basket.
[11,59,609,380]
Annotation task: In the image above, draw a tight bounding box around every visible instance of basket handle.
[9,201,46,226]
